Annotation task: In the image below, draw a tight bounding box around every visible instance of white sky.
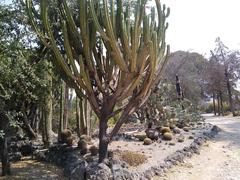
[160,0,240,56]
[3,0,240,56]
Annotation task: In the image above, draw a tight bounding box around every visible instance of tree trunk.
[98,102,115,163]
[98,116,109,163]
[84,99,91,136]
[63,84,69,129]
[213,93,216,115]
[225,68,236,116]
[42,62,53,147]
[219,91,224,116]
[22,111,37,139]
[76,97,81,137]
[0,137,10,176]
[58,81,64,140]
[217,94,220,116]
[80,98,87,135]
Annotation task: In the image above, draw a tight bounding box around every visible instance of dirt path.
[154,115,240,180]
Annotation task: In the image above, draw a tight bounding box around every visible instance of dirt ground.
[1,115,239,180]
[154,115,240,180]
[109,121,213,174]
[0,157,66,180]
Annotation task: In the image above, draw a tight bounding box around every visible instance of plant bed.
[32,122,220,180]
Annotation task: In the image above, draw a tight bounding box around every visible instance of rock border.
[34,124,221,180]
[124,125,221,179]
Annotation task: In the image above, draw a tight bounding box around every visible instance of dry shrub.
[119,151,147,166]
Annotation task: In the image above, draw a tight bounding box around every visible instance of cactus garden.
[1,0,240,179]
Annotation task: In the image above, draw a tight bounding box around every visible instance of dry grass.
[119,151,147,167]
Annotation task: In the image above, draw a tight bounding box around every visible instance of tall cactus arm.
[62,0,82,45]
[62,21,80,78]
[89,0,109,41]
[90,0,128,72]
[26,0,49,47]
[40,0,75,82]
[130,0,146,72]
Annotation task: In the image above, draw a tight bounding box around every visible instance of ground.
[154,115,240,180]
[1,115,240,179]
[0,157,66,180]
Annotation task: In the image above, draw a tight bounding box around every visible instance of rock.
[178,137,185,143]
[143,138,152,145]
[169,142,175,146]
[10,152,22,161]
[160,127,171,134]
[173,127,181,134]
[65,160,87,180]
[183,127,190,132]
[86,163,113,180]
[84,154,94,163]
[145,129,159,140]
[19,141,33,156]
[163,132,173,141]
[34,149,47,161]
[89,145,98,156]
[112,164,132,179]
[134,133,147,141]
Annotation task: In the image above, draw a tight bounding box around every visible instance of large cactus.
[26,0,170,162]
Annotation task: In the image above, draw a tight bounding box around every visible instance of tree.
[26,0,170,162]
[209,37,240,116]
[164,51,206,105]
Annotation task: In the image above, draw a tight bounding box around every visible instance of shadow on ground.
[0,157,66,180]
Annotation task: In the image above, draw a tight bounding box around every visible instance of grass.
[119,151,147,167]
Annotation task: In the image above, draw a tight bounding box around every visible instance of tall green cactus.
[26,0,170,162]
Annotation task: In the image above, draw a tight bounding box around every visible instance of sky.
[160,0,240,56]
[3,0,240,57]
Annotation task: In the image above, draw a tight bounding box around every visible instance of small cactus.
[163,132,173,141]
[189,135,194,139]
[177,137,184,143]
[143,138,152,145]
[78,139,88,155]
[160,127,171,134]
[183,127,190,132]
[89,145,98,156]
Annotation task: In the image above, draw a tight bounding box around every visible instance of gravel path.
[154,115,240,180]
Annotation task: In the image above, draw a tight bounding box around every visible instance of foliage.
[164,51,207,105]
